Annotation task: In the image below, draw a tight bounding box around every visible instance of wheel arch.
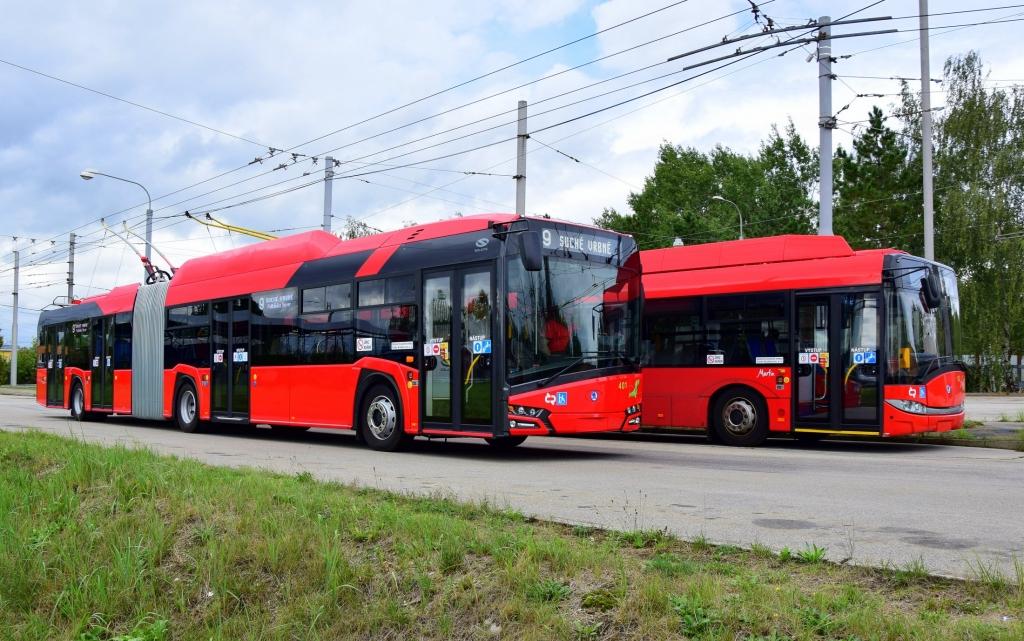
[172,373,199,419]
[354,370,404,433]
[707,384,768,430]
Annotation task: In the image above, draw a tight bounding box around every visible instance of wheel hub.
[179,390,196,424]
[367,395,397,441]
[721,398,757,436]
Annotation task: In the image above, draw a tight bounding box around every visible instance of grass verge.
[1,430,1022,640]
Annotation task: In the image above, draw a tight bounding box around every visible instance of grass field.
[1,430,1021,640]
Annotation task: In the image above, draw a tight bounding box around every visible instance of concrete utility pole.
[323,156,335,233]
[67,232,75,302]
[919,0,935,260]
[817,15,834,236]
[10,249,18,386]
[515,100,527,217]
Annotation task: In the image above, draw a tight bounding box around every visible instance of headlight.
[886,399,927,414]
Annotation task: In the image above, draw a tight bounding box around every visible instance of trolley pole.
[515,100,527,217]
[67,232,75,302]
[10,249,18,386]
[919,0,935,260]
[817,15,834,236]
[323,156,335,233]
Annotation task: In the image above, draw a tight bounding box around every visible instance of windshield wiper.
[539,350,634,387]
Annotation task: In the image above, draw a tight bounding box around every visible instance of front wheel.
[69,382,88,421]
[175,381,202,433]
[360,384,406,451]
[486,436,527,450]
[712,388,768,446]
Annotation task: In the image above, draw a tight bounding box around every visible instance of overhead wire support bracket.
[100,218,166,283]
[677,28,898,71]
[666,15,892,63]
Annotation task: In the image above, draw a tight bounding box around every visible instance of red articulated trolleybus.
[36,215,643,450]
[640,235,966,446]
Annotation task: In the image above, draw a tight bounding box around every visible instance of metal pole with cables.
[323,156,335,233]
[10,249,18,385]
[67,232,75,302]
[817,15,834,236]
[919,0,935,260]
[515,100,527,217]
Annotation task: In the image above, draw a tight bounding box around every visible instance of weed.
[526,578,571,602]
[646,553,697,577]
[573,621,603,640]
[75,616,169,641]
[615,528,665,549]
[797,605,838,635]
[884,558,930,586]
[1016,410,1024,423]
[750,542,774,558]
[691,533,712,551]
[295,470,314,483]
[778,547,793,562]
[571,524,596,538]
[970,559,1010,594]
[796,544,827,563]
[581,588,619,611]
[669,593,721,638]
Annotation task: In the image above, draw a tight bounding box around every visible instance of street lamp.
[81,169,153,279]
[711,195,744,240]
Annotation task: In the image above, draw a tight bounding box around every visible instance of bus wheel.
[69,381,88,421]
[360,384,406,451]
[175,381,202,433]
[712,388,768,446]
[486,436,527,450]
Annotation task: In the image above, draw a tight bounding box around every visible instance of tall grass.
[0,430,1021,640]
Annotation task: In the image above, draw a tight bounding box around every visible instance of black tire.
[486,436,528,450]
[711,387,768,446]
[175,381,202,433]
[359,383,406,451]
[69,381,88,421]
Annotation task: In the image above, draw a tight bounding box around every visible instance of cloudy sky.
[2,0,1022,346]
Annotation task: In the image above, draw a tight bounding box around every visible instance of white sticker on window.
[391,341,414,351]
[213,351,224,364]
[233,350,248,363]
[706,354,724,365]
[356,337,373,352]
[755,356,784,365]
[92,357,100,367]
[106,356,111,367]
[798,352,810,364]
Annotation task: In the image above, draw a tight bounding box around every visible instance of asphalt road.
[3,395,1022,579]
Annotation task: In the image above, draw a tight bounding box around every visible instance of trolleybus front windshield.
[885,263,961,384]
[505,256,639,387]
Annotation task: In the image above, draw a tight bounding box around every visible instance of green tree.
[596,122,816,248]
[834,106,922,254]
[932,52,1024,390]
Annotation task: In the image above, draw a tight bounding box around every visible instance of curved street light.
[81,169,153,279]
[711,195,744,240]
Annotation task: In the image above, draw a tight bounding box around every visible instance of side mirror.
[518,231,543,272]
[921,273,942,310]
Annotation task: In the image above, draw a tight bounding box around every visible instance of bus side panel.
[642,367,791,432]
[284,365,359,428]
[36,368,46,406]
[113,369,132,414]
[250,366,292,425]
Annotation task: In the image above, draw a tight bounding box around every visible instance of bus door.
[421,264,497,431]
[211,297,251,421]
[795,292,882,433]
[44,325,63,406]
[90,316,114,409]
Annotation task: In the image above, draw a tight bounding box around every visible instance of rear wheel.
[486,436,527,450]
[712,388,768,446]
[175,381,202,433]
[360,384,406,451]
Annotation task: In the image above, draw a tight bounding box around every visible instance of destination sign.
[541,227,617,258]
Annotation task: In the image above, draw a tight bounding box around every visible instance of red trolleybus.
[640,235,965,446]
[36,215,643,450]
